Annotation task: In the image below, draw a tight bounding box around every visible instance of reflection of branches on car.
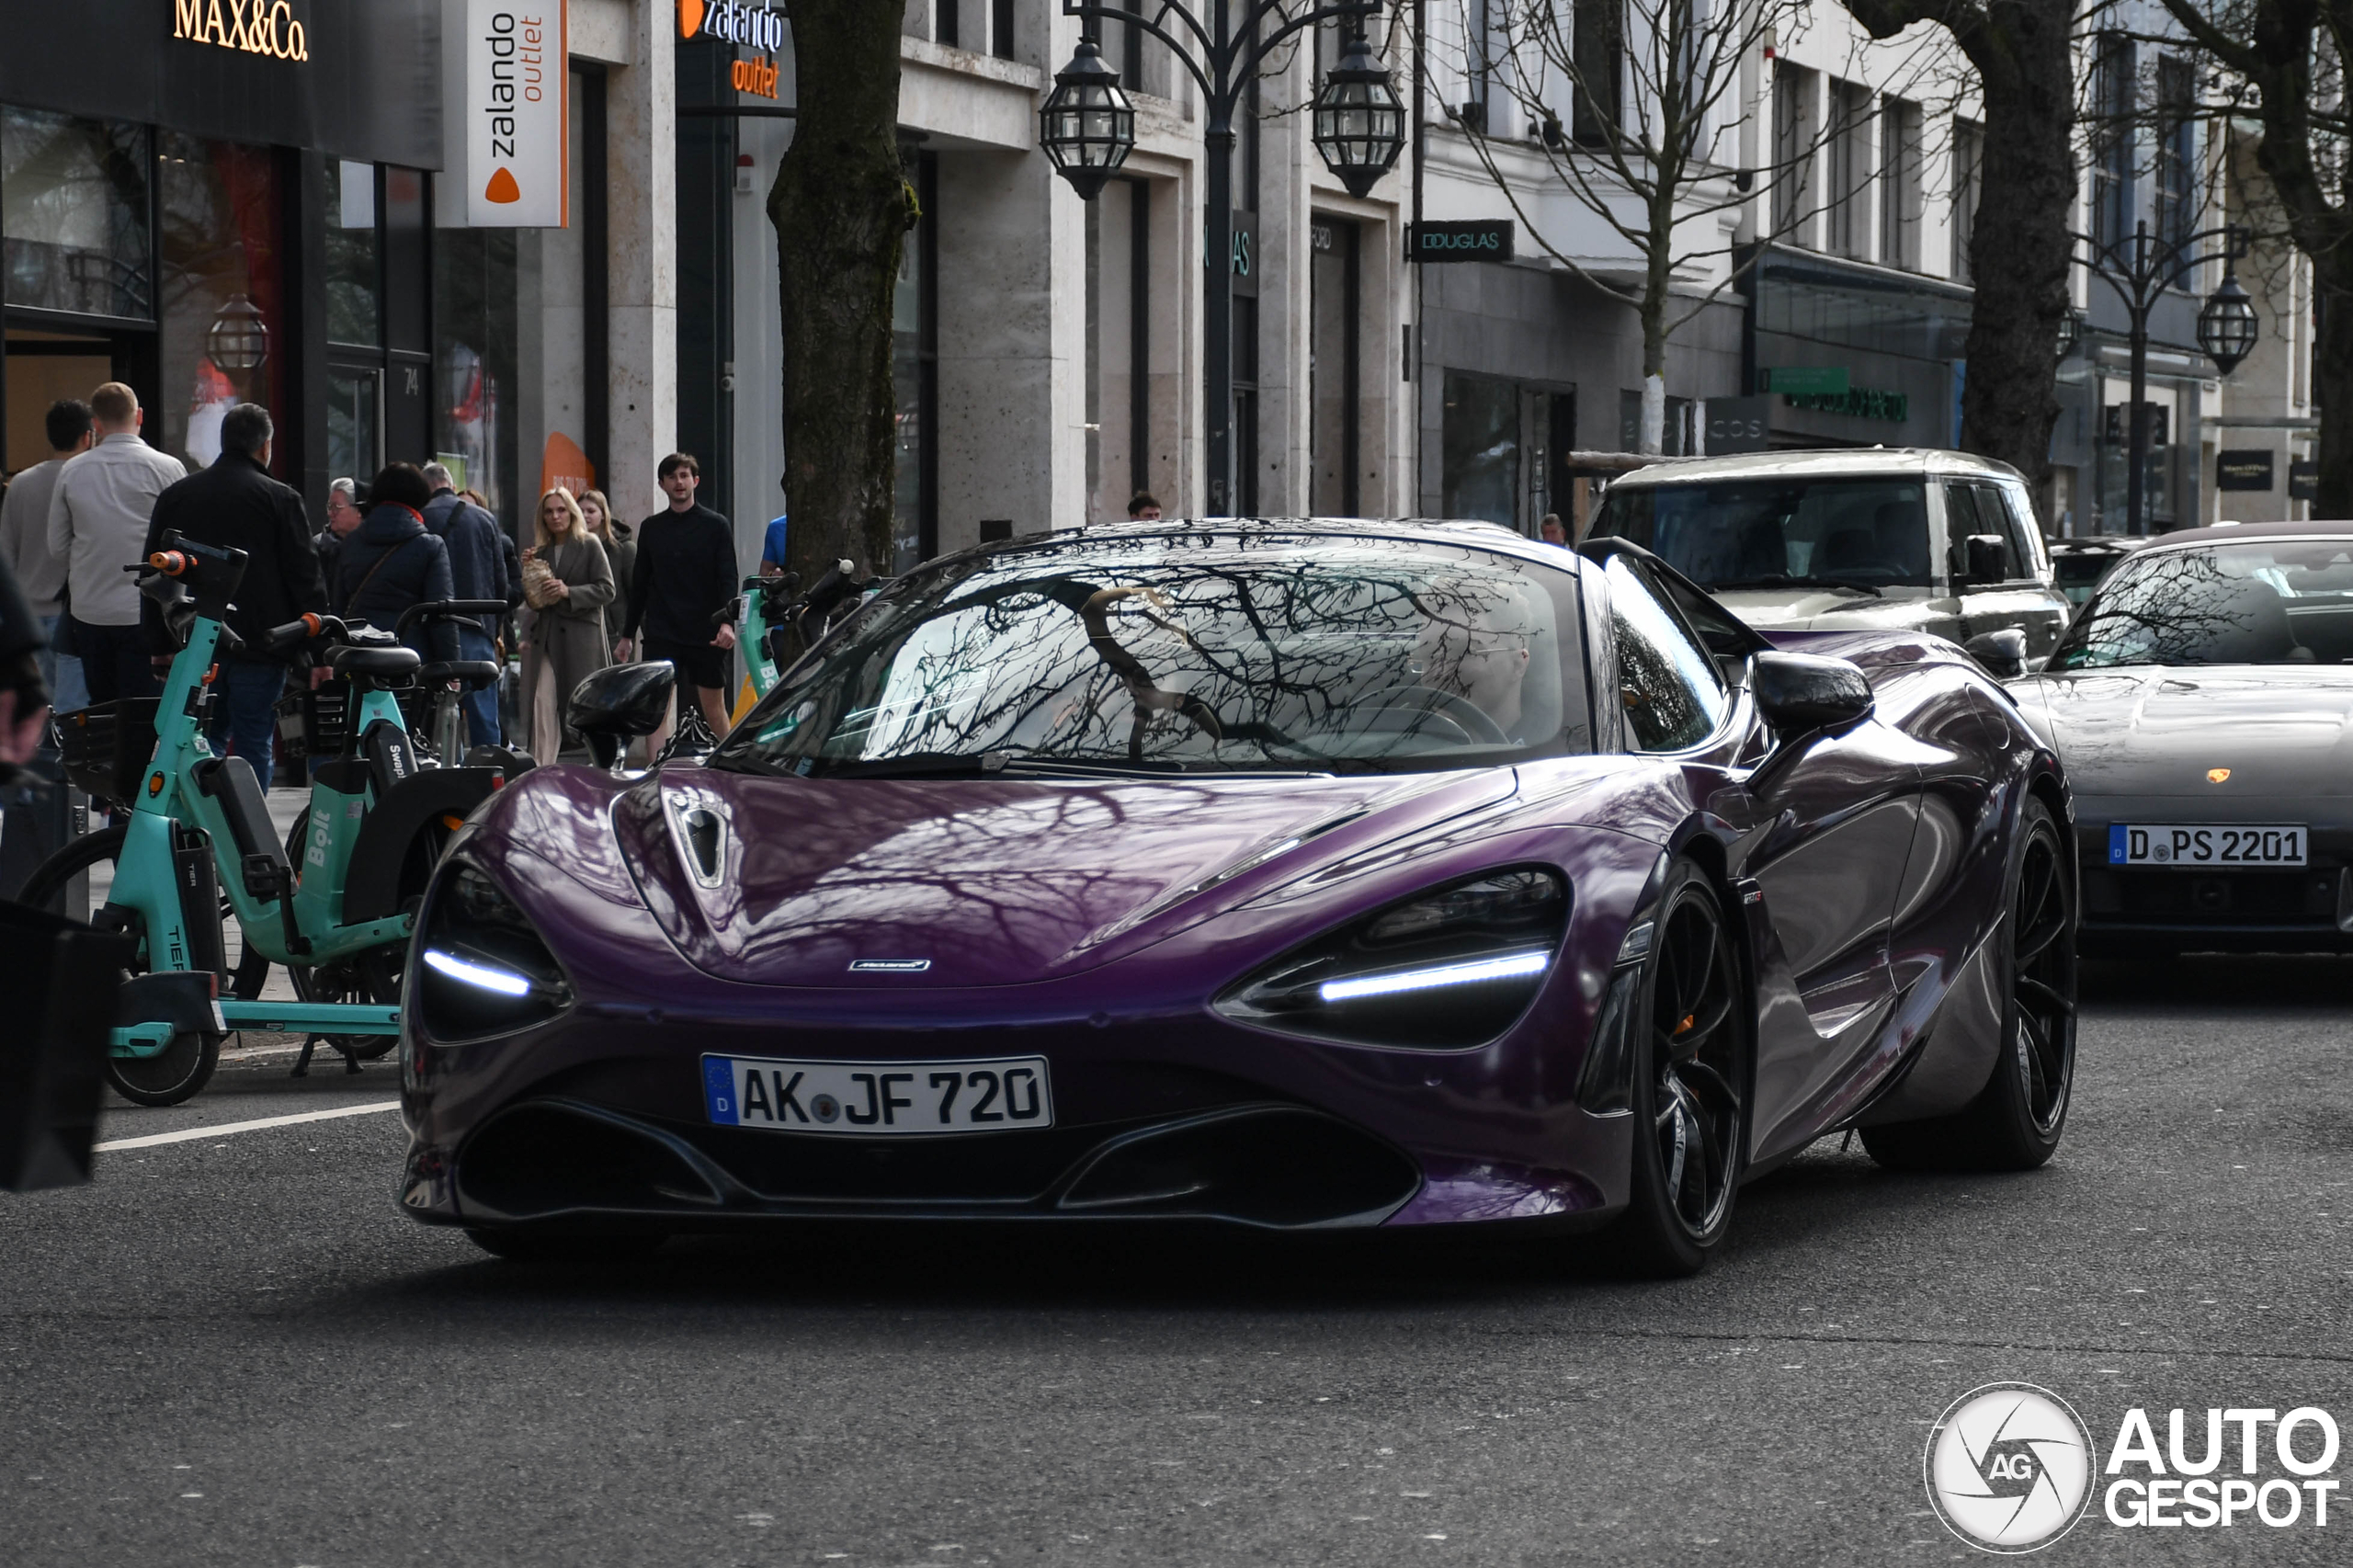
[1078,586,1227,759]
[2056,551,2286,668]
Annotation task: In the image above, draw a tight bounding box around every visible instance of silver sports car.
[2009,521,2353,956]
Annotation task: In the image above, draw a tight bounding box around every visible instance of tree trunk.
[1957,2,2075,496]
[767,0,911,583]
[1839,0,2075,502]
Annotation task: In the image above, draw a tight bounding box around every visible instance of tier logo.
[1925,1383,2096,1553]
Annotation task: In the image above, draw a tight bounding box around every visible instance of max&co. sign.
[173,0,310,62]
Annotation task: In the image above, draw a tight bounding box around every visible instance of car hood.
[601,764,1523,987]
[1709,585,1941,632]
[2022,665,2353,798]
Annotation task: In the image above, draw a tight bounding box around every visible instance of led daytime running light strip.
[1317,951,1548,1004]
[423,949,535,997]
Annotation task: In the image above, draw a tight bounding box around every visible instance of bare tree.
[1837,0,2078,496]
[2150,0,2353,512]
[768,1,918,583]
[1441,0,1886,453]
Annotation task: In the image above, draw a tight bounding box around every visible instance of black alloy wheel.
[1862,795,2077,1170]
[16,824,227,1107]
[1609,862,1749,1276]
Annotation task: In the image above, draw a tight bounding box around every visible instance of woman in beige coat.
[518,487,615,760]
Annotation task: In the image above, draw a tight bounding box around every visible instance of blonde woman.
[580,487,634,657]
[518,486,615,759]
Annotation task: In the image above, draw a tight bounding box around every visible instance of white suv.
[1585,448,2074,665]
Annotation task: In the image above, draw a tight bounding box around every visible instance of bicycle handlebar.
[266,612,339,649]
[395,598,508,636]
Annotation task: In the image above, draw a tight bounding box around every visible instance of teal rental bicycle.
[725,560,866,711]
[20,534,505,1105]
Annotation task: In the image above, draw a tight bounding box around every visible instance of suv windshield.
[2052,540,2353,669]
[707,533,1594,777]
[1590,476,1935,591]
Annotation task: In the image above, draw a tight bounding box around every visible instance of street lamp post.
[2073,221,2257,535]
[1041,5,1404,514]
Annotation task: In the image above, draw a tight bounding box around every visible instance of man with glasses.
[316,477,364,591]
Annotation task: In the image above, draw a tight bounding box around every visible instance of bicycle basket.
[273,684,349,759]
[55,699,161,804]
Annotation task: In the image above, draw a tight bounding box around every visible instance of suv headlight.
[1214,868,1569,1049]
[415,859,574,1041]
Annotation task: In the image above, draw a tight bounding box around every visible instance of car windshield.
[707,533,1593,776]
[2052,540,2353,668]
[1589,476,1935,590]
[2052,549,2129,605]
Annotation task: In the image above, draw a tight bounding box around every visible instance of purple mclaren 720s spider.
[398,519,2078,1275]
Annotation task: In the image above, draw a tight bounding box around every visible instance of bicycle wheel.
[17,824,225,1107]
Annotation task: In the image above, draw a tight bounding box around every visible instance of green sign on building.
[1761,366,1850,396]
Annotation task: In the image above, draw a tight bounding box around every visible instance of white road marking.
[96,1101,402,1153]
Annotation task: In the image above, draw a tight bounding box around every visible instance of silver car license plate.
[2109,824,2307,869]
[702,1053,1053,1135]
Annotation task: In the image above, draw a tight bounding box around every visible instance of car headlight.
[1214,868,1569,1049]
[415,859,574,1041]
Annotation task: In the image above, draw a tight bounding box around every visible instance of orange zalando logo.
[679,0,706,39]
[175,0,309,62]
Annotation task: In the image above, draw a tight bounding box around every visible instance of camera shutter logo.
[1924,1383,2095,1552]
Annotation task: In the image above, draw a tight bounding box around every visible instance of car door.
[1600,556,1920,1160]
[1952,480,2070,660]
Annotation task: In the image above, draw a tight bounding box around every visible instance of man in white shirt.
[46,382,185,703]
[0,398,93,713]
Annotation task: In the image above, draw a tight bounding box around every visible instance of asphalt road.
[5,956,2351,1567]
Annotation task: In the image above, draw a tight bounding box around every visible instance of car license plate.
[702,1052,1053,1135]
[2108,824,2307,868]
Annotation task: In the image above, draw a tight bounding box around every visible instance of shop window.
[1879,98,1922,271]
[1950,119,1982,282]
[435,228,520,524]
[1443,371,1518,527]
[1,107,152,320]
[325,160,381,347]
[157,134,284,472]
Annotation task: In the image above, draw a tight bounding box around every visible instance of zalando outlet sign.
[463,2,567,227]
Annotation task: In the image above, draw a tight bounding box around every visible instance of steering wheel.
[1353,684,1511,746]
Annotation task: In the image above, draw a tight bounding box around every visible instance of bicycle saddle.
[419,660,503,689]
[331,644,422,681]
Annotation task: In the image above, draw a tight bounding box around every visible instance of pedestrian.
[0,550,50,768]
[581,488,633,646]
[44,382,185,705]
[337,463,460,664]
[418,462,512,745]
[0,398,94,715]
[517,487,615,760]
[758,509,790,577]
[1128,492,1163,521]
[617,453,739,737]
[141,404,328,790]
[1540,512,1569,547]
[316,476,365,585]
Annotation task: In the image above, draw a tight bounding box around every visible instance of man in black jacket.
[617,453,739,733]
[142,404,326,789]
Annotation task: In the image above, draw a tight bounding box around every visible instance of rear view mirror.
[1964,629,2029,680]
[1751,652,1874,739]
[566,662,676,769]
[1960,533,2008,589]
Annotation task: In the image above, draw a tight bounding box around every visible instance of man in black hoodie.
[617,453,739,733]
[142,404,326,789]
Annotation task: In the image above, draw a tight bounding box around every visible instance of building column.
[603,0,678,527]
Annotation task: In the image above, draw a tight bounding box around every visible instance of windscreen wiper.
[1707,575,1884,598]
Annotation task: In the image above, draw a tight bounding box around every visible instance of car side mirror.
[1958,533,2008,590]
[1751,651,1874,741]
[1963,628,2029,680]
[565,662,676,770]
